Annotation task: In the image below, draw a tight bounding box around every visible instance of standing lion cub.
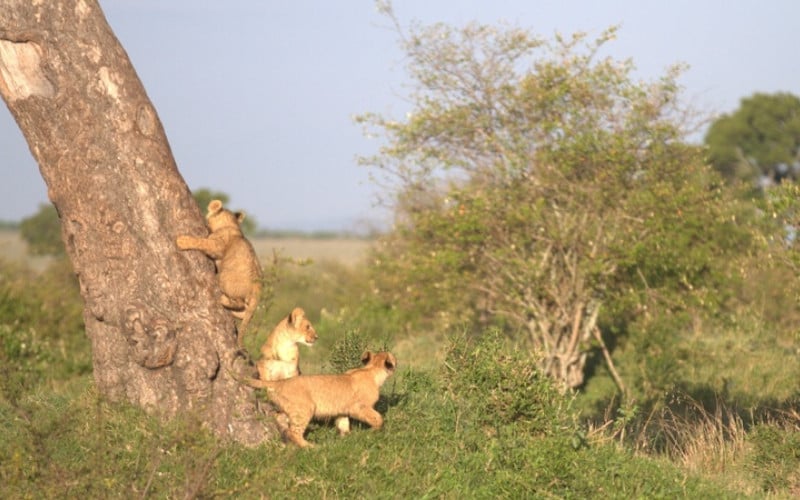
[236,350,397,447]
[177,199,262,347]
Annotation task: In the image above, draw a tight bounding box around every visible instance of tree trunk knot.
[124,305,177,369]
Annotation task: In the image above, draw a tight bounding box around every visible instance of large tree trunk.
[0,0,269,445]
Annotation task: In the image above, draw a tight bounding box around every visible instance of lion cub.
[177,199,262,347]
[238,350,397,448]
[257,307,317,381]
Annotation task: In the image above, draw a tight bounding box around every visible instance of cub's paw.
[176,235,193,249]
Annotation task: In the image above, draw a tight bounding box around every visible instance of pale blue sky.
[1,1,798,231]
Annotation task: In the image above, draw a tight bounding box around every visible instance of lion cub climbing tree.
[177,200,263,348]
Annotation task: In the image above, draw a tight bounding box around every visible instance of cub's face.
[205,200,245,233]
[287,307,318,346]
[297,317,318,346]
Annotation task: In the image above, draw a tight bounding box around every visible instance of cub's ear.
[235,211,246,224]
[384,357,396,371]
[207,199,223,214]
[360,351,373,365]
[289,307,306,326]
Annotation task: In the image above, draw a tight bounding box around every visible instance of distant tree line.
[705,92,800,187]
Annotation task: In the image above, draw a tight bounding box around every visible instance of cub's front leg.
[176,235,226,259]
[351,407,383,430]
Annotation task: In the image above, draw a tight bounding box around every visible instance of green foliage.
[29,257,85,341]
[747,421,800,493]
[443,330,571,435]
[358,16,755,391]
[759,181,800,272]
[0,259,89,403]
[327,329,369,372]
[587,297,800,411]
[705,92,800,182]
[19,204,63,256]
[0,384,221,499]
[0,324,52,403]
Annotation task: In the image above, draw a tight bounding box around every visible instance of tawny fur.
[236,351,397,447]
[177,199,262,347]
[256,307,317,381]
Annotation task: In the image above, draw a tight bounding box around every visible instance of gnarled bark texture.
[0,0,269,446]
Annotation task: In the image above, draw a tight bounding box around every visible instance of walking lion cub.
[257,307,317,381]
[177,199,262,348]
[236,350,397,447]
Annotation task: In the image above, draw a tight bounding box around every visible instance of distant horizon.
[0,214,383,237]
[0,200,389,235]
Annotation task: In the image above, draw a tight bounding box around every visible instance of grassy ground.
[0,351,750,499]
[1,231,799,498]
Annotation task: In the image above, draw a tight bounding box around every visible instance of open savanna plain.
[0,230,372,271]
[1,230,798,498]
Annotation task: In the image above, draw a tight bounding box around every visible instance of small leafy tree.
[705,92,800,183]
[756,181,800,292]
[359,10,752,391]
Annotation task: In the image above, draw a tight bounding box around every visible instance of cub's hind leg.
[284,410,315,448]
[335,416,351,435]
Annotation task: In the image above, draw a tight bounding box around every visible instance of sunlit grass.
[0,366,749,499]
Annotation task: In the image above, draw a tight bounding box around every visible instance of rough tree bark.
[0,0,269,445]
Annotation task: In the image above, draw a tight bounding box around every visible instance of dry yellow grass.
[0,230,31,260]
[251,237,371,268]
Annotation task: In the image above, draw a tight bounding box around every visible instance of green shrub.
[443,330,574,436]
[327,329,370,372]
[0,384,221,499]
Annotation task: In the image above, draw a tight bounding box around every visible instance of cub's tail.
[236,281,262,348]
[227,368,276,391]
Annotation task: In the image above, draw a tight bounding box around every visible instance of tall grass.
[656,398,748,475]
